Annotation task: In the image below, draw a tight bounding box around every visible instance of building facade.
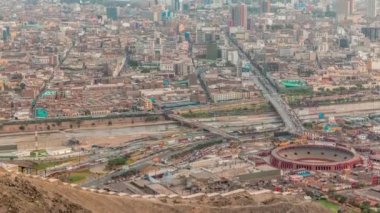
[367,0,377,18]
[230,3,247,30]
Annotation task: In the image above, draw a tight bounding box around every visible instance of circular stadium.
[270,144,362,171]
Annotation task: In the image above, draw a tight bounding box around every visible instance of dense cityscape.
[0,0,380,212]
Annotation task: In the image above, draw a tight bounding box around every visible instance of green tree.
[317,88,323,92]
[128,60,139,68]
[141,68,150,73]
[19,82,26,90]
[338,86,346,92]
[375,203,380,213]
[336,195,347,203]
[356,83,363,90]
[360,201,371,213]
[225,61,234,67]
[84,109,91,115]
[107,157,127,170]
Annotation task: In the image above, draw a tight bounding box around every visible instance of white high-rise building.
[367,0,377,18]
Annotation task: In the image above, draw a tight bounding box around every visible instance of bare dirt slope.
[0,172,330,213]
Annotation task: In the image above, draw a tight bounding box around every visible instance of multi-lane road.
[227,35,304,134]
[81,137,223,188]
[168,114,239,141]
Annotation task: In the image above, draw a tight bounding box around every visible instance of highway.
[31,39,75,115]
[168,114,239,141]
[43,140,147,177]
[197,69,213,103]
[81,138,223,188]
[227,35,304,134]
[112,56,127,77]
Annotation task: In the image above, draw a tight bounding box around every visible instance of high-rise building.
[367,0,377,18]
[335,0,353,22]
[2,28,7,42]
[2,27,10,42]
[361,27,380,41]
[230,3,248,30]
[349,0,354,15]
[261,0,271,13]
[106,7,118,20]
[206,43,218,60]
[171,0,181,11]
[152,5,162,22]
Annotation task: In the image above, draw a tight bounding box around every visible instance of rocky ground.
[0,171,330,213]
[0,173,88,213]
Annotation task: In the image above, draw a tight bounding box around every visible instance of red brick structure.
[270,144,362,171]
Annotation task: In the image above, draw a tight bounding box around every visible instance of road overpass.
[168,114,239,141]
[112,57,127,77]
[197,69,214,103]
[227,35,304,134]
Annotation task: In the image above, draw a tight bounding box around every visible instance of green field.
[67,170,92,183]
[34,158,75,171]
[319,200,340,213]
[68,174,87,183]
[34,161,62,171]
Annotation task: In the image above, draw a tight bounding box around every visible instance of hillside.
[0,172,330,213]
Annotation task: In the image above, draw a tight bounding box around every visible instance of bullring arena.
[270,144,362,171]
